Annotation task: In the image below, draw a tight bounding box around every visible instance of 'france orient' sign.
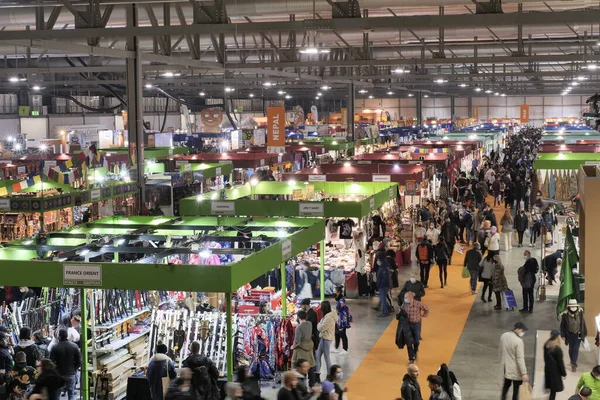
[63,264,102,287]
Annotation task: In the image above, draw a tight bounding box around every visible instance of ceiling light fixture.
[393,68,408,74]
[317,92,322,96]
[485,89,492,94]
[423,94,430,98]
[494,92,500,96]
[263,82,275,87]
[321,86,331,90]
[501,93,506,97]
[8,77,19,83]
[475,87,482,92]
[571,81,580,86]
[459,83,468,88]
[278,90,285,95]
[387,91,394,95]
[224,87,235,92]
[162,72,174,77]
[368,95,374,99]
[358,89,368,94]
[32,85,41,91]
[285,95,291,99]
[249,93,254,98]
[199,92,206,96]
[145,84,153,89]
[586,64,598,70]
[577,76,587,81]
[300,47,330,54]
[408,93,414,97]
[435,78,448,84]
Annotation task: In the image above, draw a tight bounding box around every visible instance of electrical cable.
[160,98,169,133]
[43,92,122,113]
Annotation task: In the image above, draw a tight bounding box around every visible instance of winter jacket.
[430,389,452,400]
[500,215,514,232]
[486,232,500,251]
[576,372,600,400]
[336,298,352,329]
[14,339,42,368]
[514,213,528,232]
[395,311,415,350]
[376,260,391,289]
[499,331,527,380]
[518,258,539,289]
[433,243,450,263]
[400,374,423,400]
[182,353,219,384]
[544,345,566,393]
[485,211,497,228]
[415,241,434,265]
[399,280,426,302]
[148,353,177,400]
[317,310,338,341]
[440,222,458,244]
[49,339,81,376]
[464,249,483,273]
[560,309,587,339]
[29,368,64,400]
[293,370,313,400]
[306,308,319,349]
[491,264,509,292]
[479,257,495,280]
[164,379,192,400]
[0,346,13,372]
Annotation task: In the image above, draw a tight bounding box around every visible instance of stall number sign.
[63,264,102,287]
[281,239,292,260]
[91,189,102,201]
[370,197,375,210]
[44,160,57,167]
[17,166,26,174]
[308,175,326,182]
[211,201,235,215]
[176,160,188,168]
[0,199,9,211]
[372,175,391,182]
[299,202,324,216]
[389,187,395,199]
[215,167,222,176]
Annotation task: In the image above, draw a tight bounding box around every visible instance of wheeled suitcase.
[503,288,518,310]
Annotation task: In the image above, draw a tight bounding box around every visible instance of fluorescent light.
[162,72,174,77]
[145,84,153,89]
[358,89,368,94]
[199,92,206,96]
[501,93,506,97]
[459,83,468,88]
[321,86,331,90]
[224,87,235,92]
[423,94,429,98]
[263,82,275,87]
[249,93,254,98]
[408,93,414,97]
[319,49,330,53]
[285,95,291,99]
[586,64,598,70]
[571,81,580,86]
[368,95,374,99]
[577,76,587,81]
[32,85,41,91]
[387,91,394,95]
[300,47,319,54]
[19,78,26,82]
[8,77,19,83]
[317,92,323,96]
[435,78,447,84]
[278,90,285,95]
[494,92,500,96]
[393,68,408,74]
[315,96,320,100]
[475,87,482,92]
[485,89,492,94]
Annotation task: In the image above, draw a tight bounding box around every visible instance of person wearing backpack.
[415,238,434,288]
[518,250,539,313]
[14,327,41,368]
[182,341,220,400]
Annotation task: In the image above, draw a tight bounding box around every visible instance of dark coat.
[395,310,415,349]
[560,309,587,339]
[440,222,457,244]
[30,368,65,400]
[165,379,193,400]
[376,259,391,289]
[433,242,450,263]
[399,281,426,302]
[514,212,529,232]
[306,307,319,349]
[147,353,177,400]
[544,345,566,392]
[464,248,483,273]
[49,340,81,376]
[401,374,423,400]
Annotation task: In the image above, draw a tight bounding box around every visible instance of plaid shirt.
[402,300,429,323]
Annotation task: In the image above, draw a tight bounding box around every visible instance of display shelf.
[96,328,150,353]
[94,301,167,330]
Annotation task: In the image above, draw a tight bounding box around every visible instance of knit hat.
[550,329,561,340]
[321,381,335,394]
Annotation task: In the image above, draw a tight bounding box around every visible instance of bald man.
[401,364,423,400]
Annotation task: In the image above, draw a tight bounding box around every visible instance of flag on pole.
[557,227,577,315]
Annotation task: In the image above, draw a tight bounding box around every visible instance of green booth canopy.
[540,134,600,143]
[294,138,355,152]
[179,181,398,218]
[534,153,600,170]
[0,215,326,388]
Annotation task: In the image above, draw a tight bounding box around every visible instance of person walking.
[500,209,514,251]
[440,217,458,265]
[182,341,219,400]
[560,299,588,372]
[292,311,316,371]
[479,251,495,303]
[28,359,64,400]
[324,365,347,400]
[292,359,320,400]
[426,375,451,400]
[399,275,426,302]
[500,322,529,400]
[401,364,423,400]
[464,242,483,295]
[333,288,351,354]
[49,329,80,400]
[518,250,539,313]
[401,292,430,364]
[415,238,434,288]
[147,343,177,400]
[544,330,567,400]
[569,387,593,400]
[491,255,509,310]
[485,226,501,257]
[165,368,193,400]
[426,223,440,245]
[575,366,600,400]
[376,254,391,317]
[277,372,299,400]
[315,301,338,380]
[434,237,450,289]
[14,327,41,368]
[514,209,529,248]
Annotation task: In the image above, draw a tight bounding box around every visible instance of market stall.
[0,215,326,398]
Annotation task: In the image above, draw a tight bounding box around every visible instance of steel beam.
[0,10,598,40]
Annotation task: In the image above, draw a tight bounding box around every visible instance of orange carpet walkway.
[346,201,505,400]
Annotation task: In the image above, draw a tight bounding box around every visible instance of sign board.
[91,189,101,201]
[357,160,372,164]
[584,161,600,166]
[17,166,26,174]
[389,187,395,199]
[308,175,326,182]
[267,146,285,154]
[281,239,292,260]
[175,160,188,168]
[520,105,530,123]
[369,197,375,210]
[372,175,391,182]
[0,199,10,211]
[18,106,30,117]
[215,167,222,176]
[267,106,285,148]
[405,180,417,196]
[44,160,57,168]
[63,264,102,287]
[472,106,479,118]
[211,201,236,215]
[299,202,324,216]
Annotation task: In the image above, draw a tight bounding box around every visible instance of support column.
[80,289,89,400]
[468,97,473,118]
[450,95,455,121]
[226,291,233,380]
[126,4,145,210]
[280,263,287,316]
[347,82,355,141]
[320,240,325,301]
[416,91,423,127]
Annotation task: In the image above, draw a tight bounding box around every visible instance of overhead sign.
[308,175,327,182]
[44,160,57,168]
[281,239,292,260]
[215,167,222,176]
[406,180,417,196]
[372,175,391,182]
[299,202,324,216]
[91,189,101,201]
[520,105,530,123]
[63,264,102,287]
[0,200,10,211]
[267,106,285,148]
[211,201,235,215]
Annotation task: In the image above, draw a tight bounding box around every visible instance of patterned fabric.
[401,300,429,323]
[336,298,352,329]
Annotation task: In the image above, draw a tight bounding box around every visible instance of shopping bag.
[581,338,591,352]
[518,383,532,400]
[545,231,552,244]
[461,267,470,279]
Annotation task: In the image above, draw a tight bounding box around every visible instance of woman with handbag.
[490,256,509,311]
[544,330,567,400]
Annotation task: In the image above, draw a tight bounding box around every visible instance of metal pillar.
[416,91,423,127]
[126,4,145,210]
[347,82,355,140]
[280,263,287,316]
[320,239,325,301]
[450,95,455,120]
[226,291,233,380]
[80,289,89,400]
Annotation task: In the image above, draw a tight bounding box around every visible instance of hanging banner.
[472,106,479,119]
[267,106,285,153]
[520,105,530,123]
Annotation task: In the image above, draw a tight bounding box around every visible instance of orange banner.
[267,106,285,147]
[520,105,530,123]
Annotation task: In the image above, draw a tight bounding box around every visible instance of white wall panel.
[544,106,563,117]
[435,98,451,107]
[525,96,543,105]
[563,96,583,106]
[563,106,583,117]
[0,118,19,136]
[529,106,545,119]
[399,107,417,119]
[472,97,488,106]
[506,107,520,118]
[544,97,562,106]
[423,98,435,108]
[20,118,47,139]
[400,98,417,108]
[507,96,524,106]
[48,116,84,138]
[489,97,507,107]
[488,106,507,118]
[455,106,469,117]
[455,98,468,107]
[381,99,398,108]
[84,115,115,128]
